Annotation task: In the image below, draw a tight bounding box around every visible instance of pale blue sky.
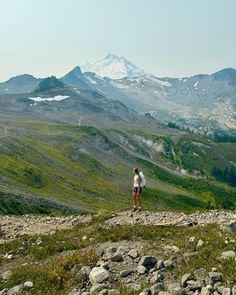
[0,0,236,81]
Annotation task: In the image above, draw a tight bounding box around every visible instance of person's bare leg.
[137,192,141,211]
[132,191,137,211]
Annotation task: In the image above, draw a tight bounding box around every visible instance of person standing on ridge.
[131,167,142,212]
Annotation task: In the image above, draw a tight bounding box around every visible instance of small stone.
[23,281,34,289]
[222,288,231,295]
[150,282,164,295]
[189,237,196,243]
[50,230,56,236]
[186,280,203,291]
[78,265,91,279]
[116,245,129,255]
[139,290,150,295]
[200,287,210,295]
[163,259,174,269]
[128,249,139,259]
[181,273,192,287]
[2,270,12,281]
[214,282,222,290]
[166,282,181,295]
[36,237,43,246]
[110,253,123,262]
[196,240,204,248]
[120,269,133,277]
[156,260,164,270]
[221,251,236,259]
[7,254,14,260]
[137,265,148,274]
[17,247,26,254]
[206,285,214,293]
[8,284,24,295]
[209,272,222,283]
[106,246,117,254]
[89,267,109,284]
[90,283,106,294]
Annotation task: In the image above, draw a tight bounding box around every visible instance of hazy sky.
[0,0,236,81]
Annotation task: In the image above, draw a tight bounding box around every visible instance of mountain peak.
[81,54,146,79]
[35,76,65,92]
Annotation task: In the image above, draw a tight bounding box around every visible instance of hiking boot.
[131,207,137,212]
[137,208,142,213]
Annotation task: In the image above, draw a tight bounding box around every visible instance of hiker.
[131,167,142,212]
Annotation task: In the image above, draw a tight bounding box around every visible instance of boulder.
[139,256,157,269]
[137,265,148,274]
[89,267,109,285]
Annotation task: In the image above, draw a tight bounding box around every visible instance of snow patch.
[28,95,70,102]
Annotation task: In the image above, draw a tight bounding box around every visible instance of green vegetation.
[0,221,236,294]
[0,117,235,214]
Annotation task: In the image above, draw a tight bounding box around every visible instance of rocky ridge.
[1,210,236,244]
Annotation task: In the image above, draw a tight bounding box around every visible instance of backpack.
[139,171,147,187]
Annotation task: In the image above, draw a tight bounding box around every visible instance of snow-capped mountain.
[81,54,146,79]
[1,57,236,133]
